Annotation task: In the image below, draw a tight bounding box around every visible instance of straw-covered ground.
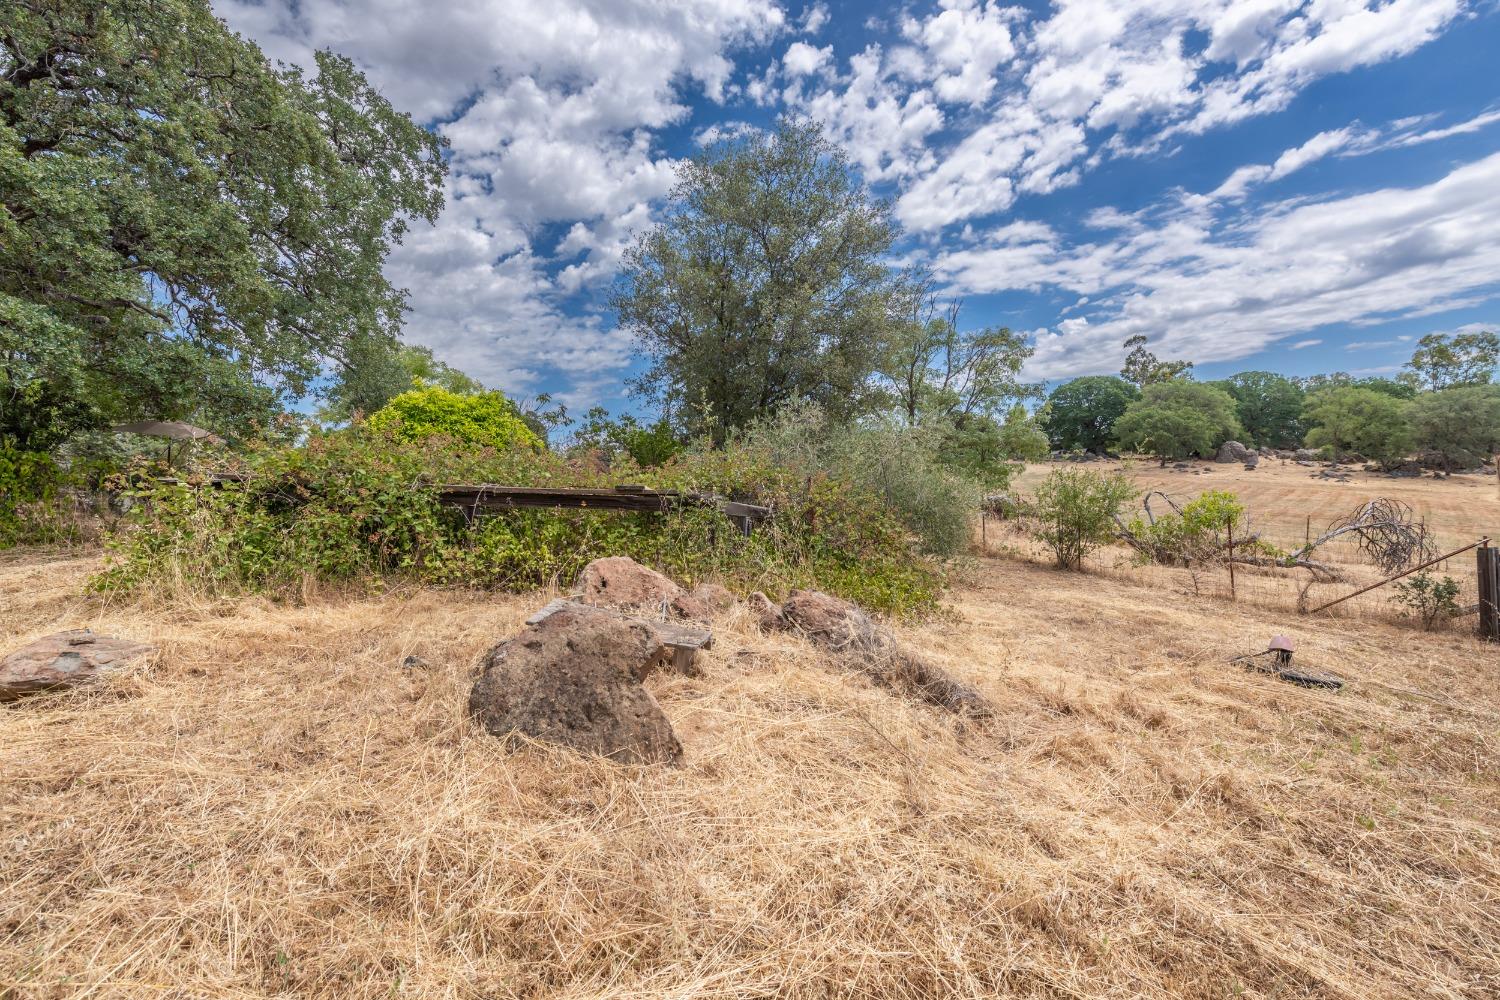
[1,470,1497,998]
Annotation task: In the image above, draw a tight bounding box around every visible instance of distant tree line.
[1040,331,1500,469]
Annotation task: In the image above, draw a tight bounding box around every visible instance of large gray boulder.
[1215,441,1252,464]
[770,590,991,717]
[468,602,682,765]
[0,630,154,701]
[574,556,711,620]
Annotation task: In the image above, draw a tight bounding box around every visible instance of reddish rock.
[574,556,710,620]
[0,630,154,701]
[777,590,990,717]
[468,603,682,765]
[746,591,784,629]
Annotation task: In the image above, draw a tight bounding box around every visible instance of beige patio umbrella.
[110,420,226,464]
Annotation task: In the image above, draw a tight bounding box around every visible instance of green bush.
[1128,491,1278,566]
[0,447,85,548]
[367,384,542,451]
[736,401,984,558]
[94,425,942,616]
[1391,572,1460,630]
[1026,468,1137,570]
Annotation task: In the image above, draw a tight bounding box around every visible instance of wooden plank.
[439,485,677,514]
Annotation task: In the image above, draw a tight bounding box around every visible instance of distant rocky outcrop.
[1215,441,1252,464]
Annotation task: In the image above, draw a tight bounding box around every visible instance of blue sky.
[216,0,1500,413]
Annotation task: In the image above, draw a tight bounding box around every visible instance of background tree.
[879,291,1040,480]
[614,120,902,443]
[1296,373,1416,400]
[321,341,482,424]
[568,407,682,467]
[1215,371,1305,448]
[1,0,446,450]
[1112,380,1241,465]
[1401,331,1499,391]
[1042,375,1138,452]
[1302,386,1411,463]
[882,295,1038,427]
[995,404,1051,462]
[1120,335,1192,388]
[1408,385,1500,470]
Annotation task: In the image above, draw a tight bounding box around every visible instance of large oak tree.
[1,0,446,448]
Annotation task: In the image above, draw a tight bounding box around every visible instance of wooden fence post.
[1226,521,1236,601]
[1479,542,1499,642]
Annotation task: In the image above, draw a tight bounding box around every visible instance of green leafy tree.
[1042,375,1139,452]
[1215,371,1305,448]
[1120,335,1192,388]
[1408,384,1500,469]
[1112,380,1241,465]
[568,407,682,467]
[1297,373,1416,400]
[367,386,541,451]
[879,293,1041,482]
[995,404,1051,462]
[322,341,482,424]
[883,297,1039,427]
[614,120,903,443]
[1302,387,1411,463]
[1027,468,1137,570]
[1,0,446,450]
[1401,331,1499,391]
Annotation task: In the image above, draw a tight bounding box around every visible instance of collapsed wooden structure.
[437,485,771,535]
[157,476,771,535]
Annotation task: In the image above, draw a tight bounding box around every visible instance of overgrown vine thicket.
[94,427,945,616]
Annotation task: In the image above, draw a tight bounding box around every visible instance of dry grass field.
[1,466,1497,999]
[1011,459,1500,622]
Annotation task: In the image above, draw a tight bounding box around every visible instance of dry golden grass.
[1,530,1497,998]
[1009,459,1500,622]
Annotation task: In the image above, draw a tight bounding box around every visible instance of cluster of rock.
[467,556,990,765]
[3,556,989,769]
[1213,441,1260,470]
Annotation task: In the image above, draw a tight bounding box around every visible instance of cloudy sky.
[216,0,1500,412]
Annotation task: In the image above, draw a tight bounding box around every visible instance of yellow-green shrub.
[367,384,541,451]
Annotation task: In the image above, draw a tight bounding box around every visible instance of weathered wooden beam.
[439,485,678,514]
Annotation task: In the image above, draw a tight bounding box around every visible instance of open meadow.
[2,461,1496,999]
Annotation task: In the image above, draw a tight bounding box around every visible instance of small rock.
[468,603,681,765]
[1243,453,1259,470]
[401,655,431,671]
[777,590,990,717]
[746,591,784,629]
[574,556,711,620]
[0,630,154,701]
